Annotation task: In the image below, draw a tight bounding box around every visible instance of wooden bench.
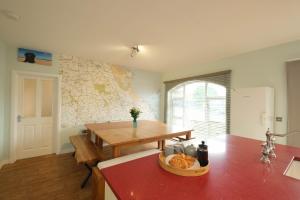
[70,135,101,188]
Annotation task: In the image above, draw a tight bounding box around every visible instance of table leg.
[88,129,103,149]
[186,131,191,140]
[94,135,103,149]
[86,129,92,140]
[113,146,121,158]
[161,140,166,150]
[98,137,103,149]
[157,140,162,149]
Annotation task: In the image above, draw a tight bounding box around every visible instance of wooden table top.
[85,121,133,132]
[85,120,192,146]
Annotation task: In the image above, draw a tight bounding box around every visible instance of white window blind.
[164,70,231,137]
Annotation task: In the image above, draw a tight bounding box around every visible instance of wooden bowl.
[158,153,209,177]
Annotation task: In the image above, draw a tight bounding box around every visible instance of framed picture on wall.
[17,48,52,66]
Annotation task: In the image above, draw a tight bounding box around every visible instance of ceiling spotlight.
[131,45,140,57]
[1,9,20,21]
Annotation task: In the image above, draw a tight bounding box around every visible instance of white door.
[17,75,54,159]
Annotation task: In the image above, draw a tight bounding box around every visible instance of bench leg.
[157,140,162,149]
[186,131,191,140]
[81,162,97,188]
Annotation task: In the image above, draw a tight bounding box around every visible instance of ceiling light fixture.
[0,9,20,21]
[131,45,140,57]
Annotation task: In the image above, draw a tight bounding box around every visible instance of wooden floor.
[0,153,92,200]
[0,141,177,200]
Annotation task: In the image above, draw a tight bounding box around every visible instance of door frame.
[10,70,61,163]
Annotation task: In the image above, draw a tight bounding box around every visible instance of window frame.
[167,81,227,133]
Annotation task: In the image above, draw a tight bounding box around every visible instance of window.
[167,81,227,137]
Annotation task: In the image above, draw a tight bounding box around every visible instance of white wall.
[0,41,7,161]
[162,40,300,144]
[130,68,161,120]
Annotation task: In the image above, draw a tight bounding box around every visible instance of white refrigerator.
[231,87,274,141]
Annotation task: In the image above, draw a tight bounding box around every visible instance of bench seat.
[70,134,104,188]
[70,135,100,164]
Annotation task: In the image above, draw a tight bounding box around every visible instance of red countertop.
[101,135,300,200]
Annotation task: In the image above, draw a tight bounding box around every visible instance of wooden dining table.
[85,120,192,158]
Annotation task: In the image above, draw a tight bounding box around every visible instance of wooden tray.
[158,153,209,177]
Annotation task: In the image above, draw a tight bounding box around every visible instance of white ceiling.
[1,0,300,72]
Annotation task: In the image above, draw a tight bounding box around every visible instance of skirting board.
[0,159,10,169]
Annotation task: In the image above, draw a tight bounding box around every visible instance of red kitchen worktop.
[101,135,300,200]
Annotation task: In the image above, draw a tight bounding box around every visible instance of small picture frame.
[18,48,52,66]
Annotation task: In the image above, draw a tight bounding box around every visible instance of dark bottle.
[197,141,209,167]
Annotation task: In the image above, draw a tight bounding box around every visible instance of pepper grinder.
[197,141,209,167]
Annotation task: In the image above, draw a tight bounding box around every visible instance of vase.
[132,119,137,128]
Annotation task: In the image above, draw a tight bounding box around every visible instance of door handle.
[17,115,22,122]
